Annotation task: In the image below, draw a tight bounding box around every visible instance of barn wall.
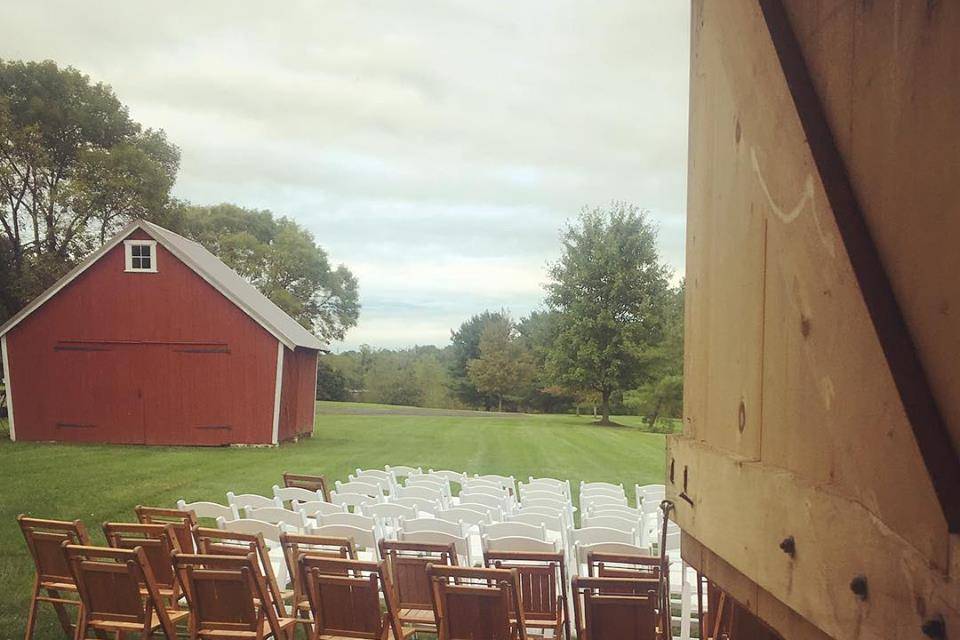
[278,347,318,441]
[6,229,280,445]
[668,2,960,638]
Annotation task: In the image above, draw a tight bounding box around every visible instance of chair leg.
[47,589,76,637]
[23,579,40,640]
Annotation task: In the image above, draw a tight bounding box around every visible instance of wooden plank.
[667,437,960,639]
[761,0,960,534]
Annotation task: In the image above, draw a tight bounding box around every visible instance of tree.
[180,204,359,342]
[0,59,180,322]
[545,202,671,425]
[315,358,349,401]
[448,310,510,408]
[516,310,574,413]
[467,316,536,412]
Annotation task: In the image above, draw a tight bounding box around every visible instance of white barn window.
[124,240,158,272]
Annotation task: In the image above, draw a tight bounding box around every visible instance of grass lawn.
[0,401,668,638]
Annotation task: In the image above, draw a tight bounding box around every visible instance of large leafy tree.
[467,316,536,412]
[0,59,180,321]
[448,310,510,408]
[181,204,359,343]
[545,202,671,425]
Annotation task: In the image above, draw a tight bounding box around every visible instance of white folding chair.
[399,517,463,538]
[272,485,324,506]
[350,471,395,495]
[635,483,666,509]
[331,491,384,513]
[310,523,380,560]
[482,535,558,554]
[436,507,491,528]
[518,481,565,501]
[292,499,347,518]
[462,478,504,492]
[508,510,570,557]
[385,465,422,481]
[406,474,451,496]
[459,492,509,514]
[363,502,417,539]
[243,506,309,533]
[216,517,288,586]
[581,493,629,513]
[461,485,510,500]
[457,501,504,522]
[427,469,467,490]
[574,541,651,567]
[316,512,384,541]
[580,481,625,495]
[570,526,637,548]
[334,480,384,498]
[398,529,470,565]
[395,484,447,506]
[527,476,571,497]
[582,513,642,535]
[226,492,280,511]
[480,521,546,541]
[387,496,440,517]
[177,499,238,521]
[474,474,516,494]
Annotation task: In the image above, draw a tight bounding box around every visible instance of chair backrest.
[635,483,666,508]
[588,504,642,519]
[396,484,445,503]
[400,516,463,537]
[194,525,286,618]
[576,542,651,566]
[66,545,175,638]
[462,477,504,493]
[484,550,567,631]
[509,511,567,533]
[331,491,384,512]
[461,485,510,500]
[580,485,627,501]
[302,556,401,640]
[427,564,526,640]
[310,524,378,553]
[135,505,198,555]
[283,472,331,502]
[521,490,570,505]
[102,522,180,593]
[335,480,384,497]
[18,516,90,587]
[317,511,379,533]
[582,513,642,534]
[273,484,324,505]
[456,501,502,521]
[427,469,466,488]
[398,529,469,562]
[527,477,570,496]
[457,492,506,511]
[363,502,417,522]
[216,517,283,543]
[174,552,286,638]
[406,474,451,494]
[436,506,491,527]
[350,472,395,494]
[177,499,239,522]
[587,551,662,581]
[385,465,422,480]
[482,535,558,554]
[294,499,347,517]
[481,521,546,541]
[571,526,637,547]
[280,532,354,612]
[581,493,629,511]
[518,482,565,501]
[473,474,516,494]
[225,492,281,511]
[580,481,625,494]
[379,540,458,611]
[520,497,570,518]
[572,576,658,640]
[243,506,308,530]
[354,468,393,483]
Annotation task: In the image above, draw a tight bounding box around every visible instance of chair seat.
[398,607,435,624]
[38,580,79,592]
[89,609,189,633]
[199,616,296,638]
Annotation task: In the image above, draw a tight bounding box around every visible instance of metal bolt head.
[921,616,945,638]
[779,535,796,557]
[849,575,868,600]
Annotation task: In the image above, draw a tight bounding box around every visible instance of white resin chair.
[480,521,546,541]
[243,506,309,532]
[398,529,470,564]
[399,517,464,538]
[216,516,288,585]
[461,485,511,502]
[581,493,629,512]
[334,480,384,498]
[457,501,503,522]
[474,474,516,494]
[508,510,570,556]
[317,511,383,541]
[387,496,440,517]
[582,513,642,535]
[459,492,509,514]
[574,540,651,567]
[226,492,280,511]
[462,477,505,492]
[427,469,467,491]
[177,499,238,521]
[310,523,380,560]
[570,526,637,548]
[395,484,446,505]
[482,535,558,554]
[527,477,571,497]
[272,485,324,506]
[350,471,395,495]
[580,481,625,495]
[331,491,384,512]
[385,465,422,481]
[363,502,416,539]
[436,506,491,528]
[635,483,666,508]
[292,499,347,518]
[406,474,451,496]
[518,481,565,501]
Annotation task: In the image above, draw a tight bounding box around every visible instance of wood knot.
[779,536,796,557]
[849,575,868,600]
[800,314,811,338]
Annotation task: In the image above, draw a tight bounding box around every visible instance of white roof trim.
[0,220,324,350]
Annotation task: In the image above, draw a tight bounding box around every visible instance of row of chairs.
[19,510,666,639]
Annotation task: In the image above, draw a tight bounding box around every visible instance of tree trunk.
[599,389,612,425]
[498,394,503,412]
[576,404,581,417]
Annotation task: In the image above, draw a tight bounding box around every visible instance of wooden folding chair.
[484,550,569,640]
[301,556,402,639]
[572,576,659,640]
[193,526,288,618]
[279,533,355,632]
[18,516,90,639]
[65,544,187,639]
[587,551,661,581]
[173,552,296,640]
[284,472,331,502]
[103,522,183,607]
[136,505,199,554]
[379,540,459,636]
[426,564,527,640]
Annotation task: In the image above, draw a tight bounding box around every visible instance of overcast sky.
[4,1,690,351]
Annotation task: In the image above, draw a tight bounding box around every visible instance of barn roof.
[0,220,326,350]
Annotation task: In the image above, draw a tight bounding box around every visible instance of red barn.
[0,220,323,446]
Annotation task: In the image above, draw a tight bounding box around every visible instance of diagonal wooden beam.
[758,0,960,532]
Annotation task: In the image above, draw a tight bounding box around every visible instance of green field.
[0,401,668,638]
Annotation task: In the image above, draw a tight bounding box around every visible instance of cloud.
[2,0,690,349]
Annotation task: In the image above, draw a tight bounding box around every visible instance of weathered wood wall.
[668,1,960,638]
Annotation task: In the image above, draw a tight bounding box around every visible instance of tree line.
[0,60,359,342]
[321,203,684,429]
